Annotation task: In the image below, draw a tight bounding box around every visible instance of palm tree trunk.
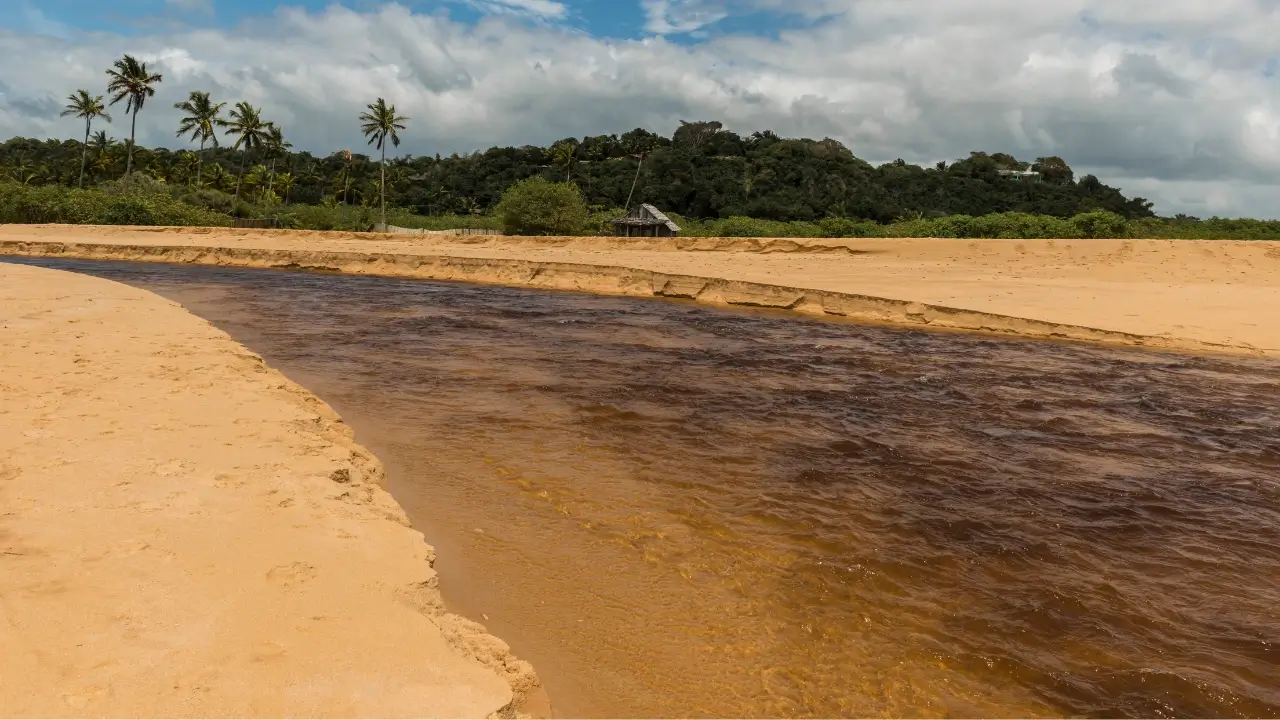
[235,150,247,201]
[265,159,276,205]
[380,141,387,228]
[78,120,90,189]
[624,153,645,211]
[126,108,138,176]
[196,138,205,191]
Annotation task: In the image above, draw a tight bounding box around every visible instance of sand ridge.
[0,263,542,717]
[2,225,1278,356]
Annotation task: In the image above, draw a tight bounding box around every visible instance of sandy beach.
[1,225,1278,356]
[0,262,540,717]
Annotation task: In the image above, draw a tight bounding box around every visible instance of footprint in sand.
[154,460,191,477]
[266,562,318,588]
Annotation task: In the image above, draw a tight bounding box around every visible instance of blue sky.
[0,0,823,41]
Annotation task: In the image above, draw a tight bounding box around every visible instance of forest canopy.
[1,119,1157,225]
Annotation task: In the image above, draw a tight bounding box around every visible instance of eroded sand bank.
[0,263,540,717]
[2,225,1279,356]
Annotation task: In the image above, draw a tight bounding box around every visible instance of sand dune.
[2,225,1278,356]
[0,263,541,717]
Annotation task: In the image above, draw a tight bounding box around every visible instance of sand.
[0,263,541,717]
[2,225,1278,356]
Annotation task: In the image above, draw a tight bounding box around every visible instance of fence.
[373,224,501,237]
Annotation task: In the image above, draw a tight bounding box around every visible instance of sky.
[0,0,1278,218]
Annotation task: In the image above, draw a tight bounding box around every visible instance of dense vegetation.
[1,53,1277,239]
[1,125,1158,223]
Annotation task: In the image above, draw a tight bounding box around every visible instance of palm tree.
[223,102,272,201]
[358,98,409,227]
[203,162,231,193]
[274,172,296,205]
[90,149,115,181]
[60,90,111,188]
[551,140,578,181]
[261,124,291,204]
[90,130,113,156]
[337,149,354,205]
[333,174,357,207]
[105,54,163,176]
[8,155,38,185]
[174,90,226,190]
[242,164,268,200]
[177,151,200,187]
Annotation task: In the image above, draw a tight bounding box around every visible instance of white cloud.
[641,0,729,34]
[462,0,569,20]
[0,0,1277,217]
[640,0,865,35]
[19,1,72,38]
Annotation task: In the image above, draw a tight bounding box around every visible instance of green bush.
[582,207,627,236]
[1071,210,1130,238]
[818,217,882,238]
[494,177,588,235]
[274,204,376,231]
[179,188,236,214]
[0,181,231,227]
[96,174,172,197]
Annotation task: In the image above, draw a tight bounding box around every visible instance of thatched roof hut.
[611,204,681,237]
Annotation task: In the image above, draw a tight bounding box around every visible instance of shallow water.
[13,257,1280,718]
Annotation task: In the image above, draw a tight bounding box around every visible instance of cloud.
[641,0,729,34]
[640,0,849,35]
[461,0,569,21]
[0,0,1277,217]
[18,1,73,38]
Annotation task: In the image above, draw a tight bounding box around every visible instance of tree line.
[0,56,1173,224]
[51,54,409,225]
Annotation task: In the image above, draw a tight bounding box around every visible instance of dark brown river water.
[12,257,1280,718]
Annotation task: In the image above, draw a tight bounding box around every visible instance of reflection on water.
[14,257,1280,718]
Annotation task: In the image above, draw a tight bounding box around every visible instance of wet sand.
[1,225,1278,356]
[0,263,539,717]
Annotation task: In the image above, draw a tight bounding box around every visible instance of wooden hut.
[611,204,682,238]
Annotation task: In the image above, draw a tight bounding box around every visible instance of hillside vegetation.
[3,52,1274,239]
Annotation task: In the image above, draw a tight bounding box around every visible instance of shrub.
[275,204,376,231]
[494,177,588,235]
[179,188,236,214]
[0,180,231,227]
[96,174,171,197]
[1071,210,1130,238]
[818,217,882,238]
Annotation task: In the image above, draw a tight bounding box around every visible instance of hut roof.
[611,204,681,232]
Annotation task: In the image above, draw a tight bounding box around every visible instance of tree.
[550,139,578,181]
[174,90,226,190]
[673,120,724,153]
[337,149,354,205]
[60,90,111,188]
[105,54,163,177]
[494,176,588,235]
[261,124,292,204]
[359,98,409,227]
[274,172,296,205]
[223,102,271,201]
[177,151,200,186]
[1032,156,1074,184]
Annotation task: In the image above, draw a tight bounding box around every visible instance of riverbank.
[1,225,1278,356]
[0,263,541,717]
